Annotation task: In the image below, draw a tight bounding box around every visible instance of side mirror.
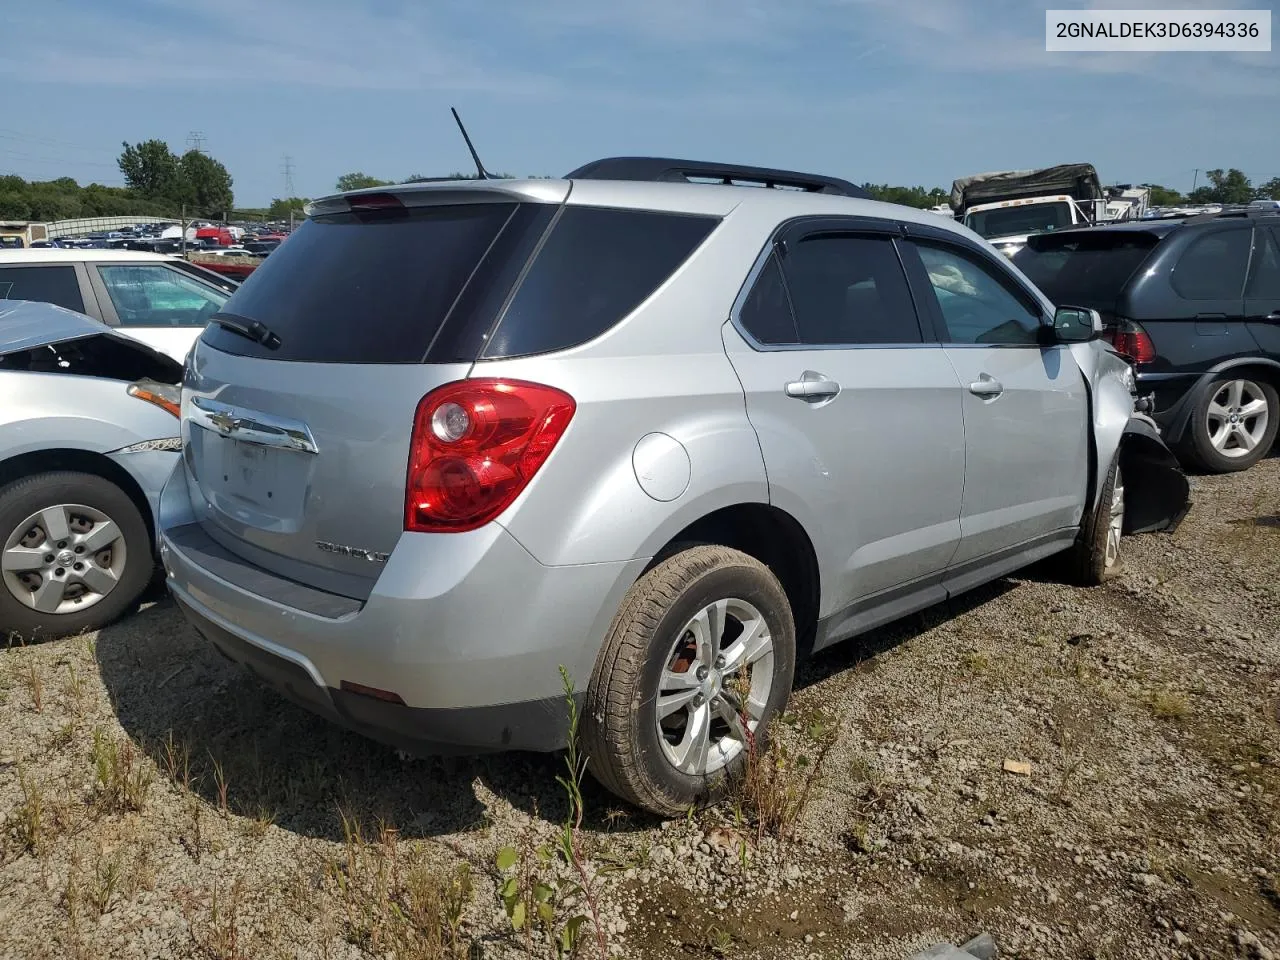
[1051,305,1103,343]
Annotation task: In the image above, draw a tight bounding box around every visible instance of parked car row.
[0,249,233,362]
[0,157,1205,816]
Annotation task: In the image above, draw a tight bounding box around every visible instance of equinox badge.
[316,540,390,563]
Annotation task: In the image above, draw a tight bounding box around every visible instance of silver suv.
[157,158,1189,815]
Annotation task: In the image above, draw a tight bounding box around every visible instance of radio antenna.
[450,107,491,180]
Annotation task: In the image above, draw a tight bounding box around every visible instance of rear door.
[87,260,229,362]
[1244,224,1280,358]
[722,217,965,626]
[902,231,1089,569]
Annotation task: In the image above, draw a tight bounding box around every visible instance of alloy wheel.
[1205,379,1270,459]
[1105,466,1125,569]
[655,597,775,777]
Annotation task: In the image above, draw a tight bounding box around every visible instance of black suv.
[1013,209,1280,472]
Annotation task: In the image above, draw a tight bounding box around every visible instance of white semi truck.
[950,163,1111,258]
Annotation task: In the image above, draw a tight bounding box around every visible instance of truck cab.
[962,194,1104,258]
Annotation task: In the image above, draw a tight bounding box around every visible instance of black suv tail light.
[1105,319,1157,365]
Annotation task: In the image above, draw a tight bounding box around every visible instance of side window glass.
[0,265,85,313]
[1245,228,1280,299]
[97,265,227,327]
[738,252,797,344]
[1172,229,1251,300]
[916,244,1042,345]
[780,234,921,345]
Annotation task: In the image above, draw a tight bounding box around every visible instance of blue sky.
[2,0,1276,206]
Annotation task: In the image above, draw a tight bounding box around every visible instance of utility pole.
[1191,169,1199,193]
[181,203,187,258]
[187,131,208,154]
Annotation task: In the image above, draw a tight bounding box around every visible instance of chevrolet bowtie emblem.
[209,410,241,434]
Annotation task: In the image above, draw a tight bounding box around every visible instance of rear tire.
[1067,455,1124,586]
[0,471,152,640]
[1184,376,1278,473]
[582,545,796,817]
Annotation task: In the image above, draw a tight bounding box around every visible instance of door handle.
[784,371,841,402]
[968,374,1004,399]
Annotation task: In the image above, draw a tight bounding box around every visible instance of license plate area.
[192,428,311,528]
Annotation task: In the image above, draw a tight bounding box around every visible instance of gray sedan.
[0,300,183,639]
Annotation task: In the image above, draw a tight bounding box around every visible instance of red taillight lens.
[1105,319,1156,365]
[405,379,576,533]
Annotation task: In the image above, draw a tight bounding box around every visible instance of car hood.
[0,300,181,374]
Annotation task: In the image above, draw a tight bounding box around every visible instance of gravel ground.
[1,457,1277,960]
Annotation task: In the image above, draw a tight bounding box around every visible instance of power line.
[187,131,208,154]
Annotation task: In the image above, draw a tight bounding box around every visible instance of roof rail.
[564,157,870,199]
[1182,206,1280,224]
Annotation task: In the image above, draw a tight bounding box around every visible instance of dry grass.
[325,812,474,959]
[730,708,837,843]
[90,727,153,814]
[1148,689,1192,720]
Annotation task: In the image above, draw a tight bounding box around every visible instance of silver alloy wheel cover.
[1205,379,1270,459]
[655,597,775,777]
[1,503,128,615]
[1104,465,1125,569]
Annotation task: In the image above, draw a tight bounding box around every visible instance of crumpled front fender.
[1119,414,1191,534]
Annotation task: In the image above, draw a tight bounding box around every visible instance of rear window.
[1012,231,1161,312]
[482,206,718,359]
[0,265,85,313]
[200,203,518,363]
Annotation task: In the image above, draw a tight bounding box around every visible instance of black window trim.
[728,214,939,353]
[898,230,1052,350]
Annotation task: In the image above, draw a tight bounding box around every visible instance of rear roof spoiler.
[565,157,870,199]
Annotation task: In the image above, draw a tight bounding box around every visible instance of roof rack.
[564,157,870,199]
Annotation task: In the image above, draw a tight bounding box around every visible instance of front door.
[721,218,965,629]
[902,236,1090,568]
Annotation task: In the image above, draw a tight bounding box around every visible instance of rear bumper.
[157,463,645,754]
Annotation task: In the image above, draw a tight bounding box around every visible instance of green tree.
[117,139,181,198]
[178,150,234,216]
[1257,177,1280,201]
[1188,168,1254,205]
[859,183,949,208]
[267,197,309,219]
[335,172,393,191]
[1145,184,1183,206]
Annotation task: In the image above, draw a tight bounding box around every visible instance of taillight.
[127,380,181,417]
[347,192,404,213]
[1105,319,1156,365]
[405,379,576,533]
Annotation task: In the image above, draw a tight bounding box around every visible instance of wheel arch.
[1163,359,1280,446]
[0,448,157,554]
[640,502,821,656]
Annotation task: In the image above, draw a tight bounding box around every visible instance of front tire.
[1185,376,1277,473]
[1068,456,1125,586]
[0,471,153,640]
[582,546,796,817]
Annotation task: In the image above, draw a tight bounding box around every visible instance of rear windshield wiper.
[211,313,281,350]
